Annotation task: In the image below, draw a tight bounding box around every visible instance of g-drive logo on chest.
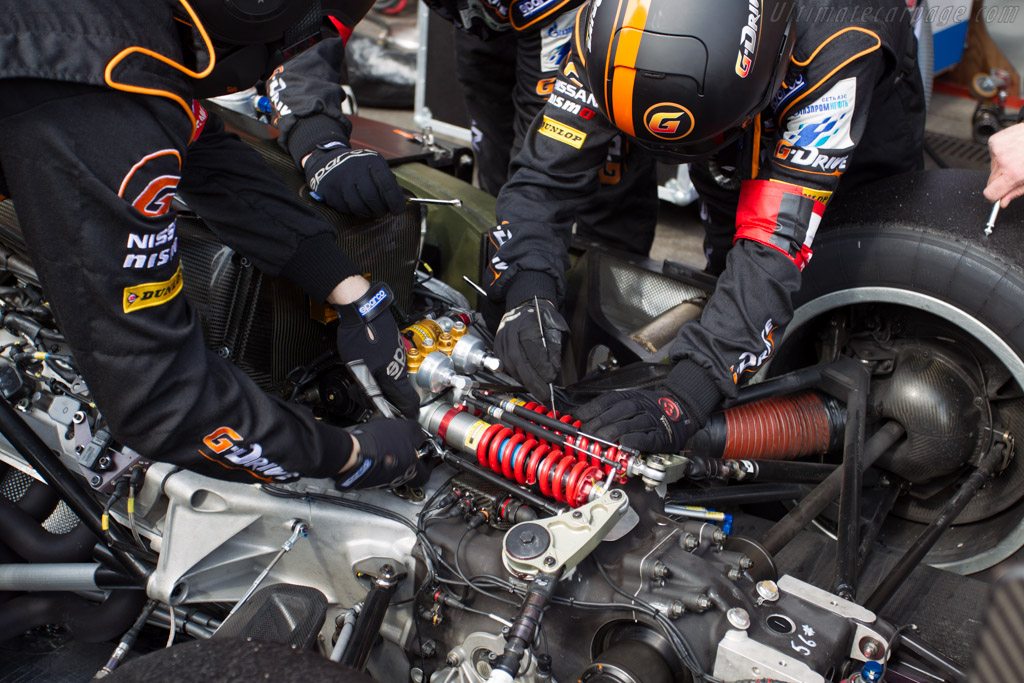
[736,0,762,78]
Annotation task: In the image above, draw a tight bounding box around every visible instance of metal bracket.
[636,453,690,489]
[501,489,628,579]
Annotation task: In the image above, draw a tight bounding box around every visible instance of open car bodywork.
[0,105,1022,682]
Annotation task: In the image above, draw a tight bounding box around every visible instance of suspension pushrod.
[863,444,1003,613]
[759,421,904,556]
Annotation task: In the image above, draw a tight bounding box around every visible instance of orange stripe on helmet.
[608,0,651,137]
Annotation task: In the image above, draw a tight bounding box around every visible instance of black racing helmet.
[575,0,796,160]
[189,0,374,45]
[181,0,374,96]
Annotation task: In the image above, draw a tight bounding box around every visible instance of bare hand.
[984,123,1024,208]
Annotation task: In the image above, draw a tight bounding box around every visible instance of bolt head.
[610,490,622,500]
[543,556,556,567]
[89,475,102,487]
[571,511,583,519]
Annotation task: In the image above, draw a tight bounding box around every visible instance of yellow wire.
[103,0,217,137]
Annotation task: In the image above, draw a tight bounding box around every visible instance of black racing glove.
[334,283,420,418]
[575,388,699,454]
[335,418,428,490]
[493,298,569,401]
[305,142,406,218]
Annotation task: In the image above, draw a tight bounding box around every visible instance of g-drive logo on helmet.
[644,103,696,141]
[736,0,763,78]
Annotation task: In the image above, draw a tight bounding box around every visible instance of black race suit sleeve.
[0,81,359,484]
[493,6,920,423]
[266,36,355,167]
[489,53,623,306]
[670,11,919,406]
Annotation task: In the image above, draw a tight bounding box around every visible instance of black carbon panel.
[212,583,328,650]
[240,131,421,313]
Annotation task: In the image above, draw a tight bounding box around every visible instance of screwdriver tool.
[534,296,559,417]
[985,201,1000,236]
[407,197,463,207]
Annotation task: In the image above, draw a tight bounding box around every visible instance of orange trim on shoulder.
[780,27,881,121]
[104,0,217,138]
[510,0,579,31]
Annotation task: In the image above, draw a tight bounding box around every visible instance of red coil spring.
[471,403,629,507]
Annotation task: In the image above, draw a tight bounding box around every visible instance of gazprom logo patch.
[359,288,388,318]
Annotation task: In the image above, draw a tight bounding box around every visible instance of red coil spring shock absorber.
[473,424,602,507]
[518,402,630,481]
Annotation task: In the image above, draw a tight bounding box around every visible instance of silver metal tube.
[148,611,215,640]
[329,609,358,662]
[0,563,102,591]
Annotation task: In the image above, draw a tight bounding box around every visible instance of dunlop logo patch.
[538,116,587,149]
[123,264,184,313]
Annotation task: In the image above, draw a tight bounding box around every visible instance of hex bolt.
[446,654,459,667]
[739,555,754,570]
[696,594,712,611]
[519,530,536,545]
[860,637,884,660]
[571,511,583,520]
[713,529,728,544]
[682,533,699,550]
[610,490,623,500]
[670,601,685,619]
[543,556,556,567]
[728,567,742,581]
[381,564,395,578]
[652,561,670,580]
[420,640,437,658]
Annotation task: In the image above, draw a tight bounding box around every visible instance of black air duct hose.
[0,589,145,643]
[0,494,96,563]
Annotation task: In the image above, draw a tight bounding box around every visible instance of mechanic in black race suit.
[272,0,662,255]
[448,0,662,255]
[0,0,427,491]
[490,0,926,453]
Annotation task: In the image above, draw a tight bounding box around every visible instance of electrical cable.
[592,559,718,682]
[881,623,914,681]
[165,602,176,648]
